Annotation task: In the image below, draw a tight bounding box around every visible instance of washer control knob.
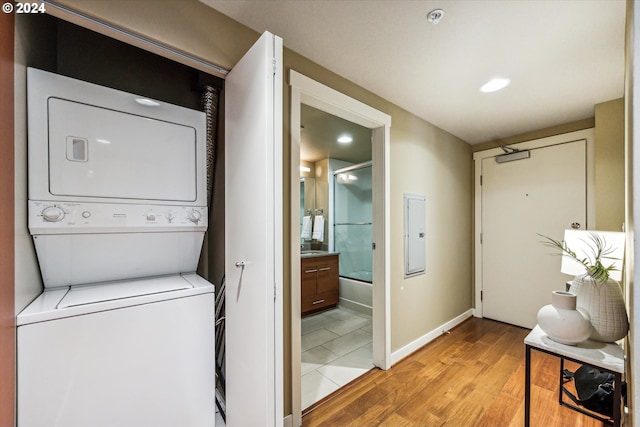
[187,210,202,224]
[42,206,65,222]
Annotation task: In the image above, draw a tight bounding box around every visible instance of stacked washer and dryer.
[17,68,216,426]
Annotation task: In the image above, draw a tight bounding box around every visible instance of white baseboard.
[283,413,293,427]
[338,297,373,316]
[390,309,474,366]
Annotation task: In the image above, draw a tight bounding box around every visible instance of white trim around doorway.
[289,70,391,426]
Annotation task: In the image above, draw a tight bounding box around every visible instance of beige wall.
[283,51,473,350]
[472,118,595,153]
[388,112,472,350]
[595,98,625,231]
[38,0,474,416]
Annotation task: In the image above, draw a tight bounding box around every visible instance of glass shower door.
[333,163,372,283]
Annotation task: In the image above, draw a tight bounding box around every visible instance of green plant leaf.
[537,232,620,286]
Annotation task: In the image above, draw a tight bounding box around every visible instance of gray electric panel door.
[404,193,426,276]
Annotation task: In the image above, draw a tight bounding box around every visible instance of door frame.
[473,129,596,317]
[289,70,391,424]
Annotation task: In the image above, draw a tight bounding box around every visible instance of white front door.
[481,140,587,328]
[225,32,283,426]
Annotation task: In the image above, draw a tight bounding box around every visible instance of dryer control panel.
[29,201,208,234]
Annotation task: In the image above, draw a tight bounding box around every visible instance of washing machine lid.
[17,273,214,326]
[58,275,192,309]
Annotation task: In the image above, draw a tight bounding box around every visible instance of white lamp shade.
[561,230,625,282]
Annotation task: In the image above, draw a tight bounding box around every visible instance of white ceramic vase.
[569,274,629,342]
[537,291,591,345]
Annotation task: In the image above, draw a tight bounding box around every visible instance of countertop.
[300,251,339,259]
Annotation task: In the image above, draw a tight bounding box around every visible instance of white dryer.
[17,69,216,427]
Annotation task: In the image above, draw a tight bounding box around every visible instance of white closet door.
[481,140,586,328]
[225,32,283,426]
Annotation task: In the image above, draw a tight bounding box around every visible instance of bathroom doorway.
[299,108,373,409]
[289,71,391,424]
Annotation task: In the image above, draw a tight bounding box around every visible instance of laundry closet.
[14,10,283,426]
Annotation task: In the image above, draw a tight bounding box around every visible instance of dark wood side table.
[524,325,624,427]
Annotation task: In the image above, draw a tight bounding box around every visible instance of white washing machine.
[18,274,215,427]
[17,69,216,426]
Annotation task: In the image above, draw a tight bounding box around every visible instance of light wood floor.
[302,317,609,426]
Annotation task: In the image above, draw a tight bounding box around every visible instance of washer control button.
[81,211,91,219]
[146,212,156,221]
[187,210,201,224]
[42,206,65,222]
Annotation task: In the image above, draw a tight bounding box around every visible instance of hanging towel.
[301,216,312,239]
[312,215,325,241]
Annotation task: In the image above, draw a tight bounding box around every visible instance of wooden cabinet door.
[301,261,318,298]
[316,258,338,294]
[301,255,339,315]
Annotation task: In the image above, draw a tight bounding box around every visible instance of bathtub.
[338,273,372,316]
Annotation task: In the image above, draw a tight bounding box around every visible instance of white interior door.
[481,140,586,328]
[225,32,283,426]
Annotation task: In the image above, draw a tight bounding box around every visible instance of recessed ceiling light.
[337,135,353,144]
[480,78,511,93]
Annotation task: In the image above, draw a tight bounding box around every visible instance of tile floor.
[301,306,374,409]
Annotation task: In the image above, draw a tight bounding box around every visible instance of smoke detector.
[427,9,444,25]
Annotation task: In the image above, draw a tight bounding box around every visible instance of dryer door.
[48,98,198,202]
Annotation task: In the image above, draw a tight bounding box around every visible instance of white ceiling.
[201,0,626,145]
[301,104,372,163]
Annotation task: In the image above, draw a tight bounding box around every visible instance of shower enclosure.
[333,161,373,312]
[333,161,373,313]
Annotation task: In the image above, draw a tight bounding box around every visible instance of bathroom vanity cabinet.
[301,253,339,316]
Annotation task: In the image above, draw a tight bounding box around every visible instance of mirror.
[302,177,316,215]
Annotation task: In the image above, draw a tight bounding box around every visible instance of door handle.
[235,261,246,268]
[570,222,581,230]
